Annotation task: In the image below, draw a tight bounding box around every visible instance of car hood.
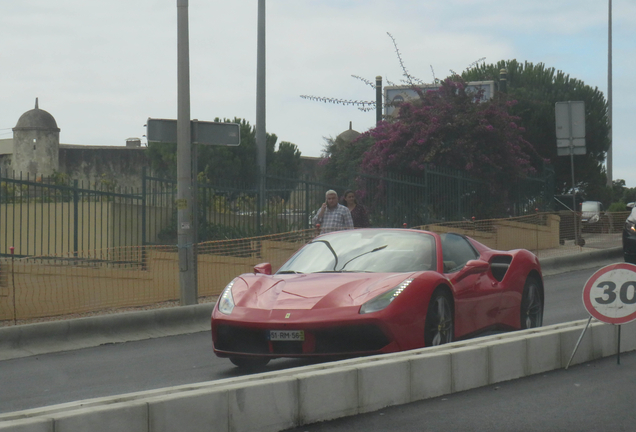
[234,272,415,310]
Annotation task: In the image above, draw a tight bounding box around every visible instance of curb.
[0,303,213,361]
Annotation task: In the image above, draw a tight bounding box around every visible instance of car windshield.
[581,202,600,212]
[277,230,436,274]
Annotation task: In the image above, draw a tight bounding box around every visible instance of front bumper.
[623,228,636,258]
[211,304,416,358]
[213,321,394,357]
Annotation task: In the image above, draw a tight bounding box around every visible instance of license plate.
[268,330,305,341]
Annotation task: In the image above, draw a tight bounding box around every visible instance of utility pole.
[176,0,197,305]
[606,0,613,187]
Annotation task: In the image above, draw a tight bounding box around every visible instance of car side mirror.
[463,259,490,275]
[254,263,272,275]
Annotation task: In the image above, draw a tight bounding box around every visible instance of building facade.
[0,100,148,188]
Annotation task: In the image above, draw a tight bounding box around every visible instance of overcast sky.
[1,1,634,187]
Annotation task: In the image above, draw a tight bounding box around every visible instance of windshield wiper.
[340,245,388,270]
[309,239,339,270]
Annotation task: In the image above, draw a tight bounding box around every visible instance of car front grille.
[313,325,390,354]
[215,325,269,354]
[215,324,390,356]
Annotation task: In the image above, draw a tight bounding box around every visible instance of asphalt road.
[0,266,604,414]
[282,351,636,432]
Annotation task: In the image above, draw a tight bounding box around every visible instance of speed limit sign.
[583,263,636,324]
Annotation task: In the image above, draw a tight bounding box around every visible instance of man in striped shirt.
[312,190,354,234]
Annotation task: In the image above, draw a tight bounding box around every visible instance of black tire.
[520,276,543,329]
[229,356,270,369]
[424,289,454,346]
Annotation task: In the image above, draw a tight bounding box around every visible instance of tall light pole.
[177,0,197,305]
[606,0,613,187]
[256,0,266,221]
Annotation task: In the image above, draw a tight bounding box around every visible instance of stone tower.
[12,98,60,177]
[337,121,361,143]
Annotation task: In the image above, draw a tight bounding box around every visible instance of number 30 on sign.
[583,263,636,325]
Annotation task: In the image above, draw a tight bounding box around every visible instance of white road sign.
[146,118,240,146]
[582,263,636,324]
[555,101,586,156]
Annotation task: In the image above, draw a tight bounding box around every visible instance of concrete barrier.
[409,350,452,401]
[296,367,358,425]
[1,319,633,432]
[539,246,623,276]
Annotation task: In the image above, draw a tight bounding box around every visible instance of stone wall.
[422,214,561,253]
[59,145,150,189]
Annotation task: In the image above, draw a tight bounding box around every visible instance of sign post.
[147,117,240,305]
[555,101,586,247]
[567,263,636,368]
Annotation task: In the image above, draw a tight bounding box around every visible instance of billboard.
[383,81,496,117]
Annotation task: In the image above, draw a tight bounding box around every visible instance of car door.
[440,233,502,337]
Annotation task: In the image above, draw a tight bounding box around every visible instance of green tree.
[319,134,375,188]
[462,60,610,195]
[268,140,302,179]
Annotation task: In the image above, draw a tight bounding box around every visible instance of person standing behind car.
[342,189,370,228]
[312,189,354,234]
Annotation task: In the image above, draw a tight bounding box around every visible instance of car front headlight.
[589,214,599,223]
[626,219,636,234]
[359,279,413,314]
[218,280,236,315]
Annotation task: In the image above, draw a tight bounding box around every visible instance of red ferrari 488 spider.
[211,228,544,368]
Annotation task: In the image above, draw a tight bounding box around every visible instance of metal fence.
[0,229,317,324]
[2,166,554,258]
[356,170,489,226]
[1,211,626,325]
[1,171,145,258]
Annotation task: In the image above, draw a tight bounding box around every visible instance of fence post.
[0,169,3,255]
[423,166,429,225]
[256,174,262,236]
[457,171,462,221]
[305,178,310,230]
[142,168,147,247]
[535,208,540,255]
[73,180,79,257]
[141,168,147,269]
[387,173,393,227]
[10,246,16,324]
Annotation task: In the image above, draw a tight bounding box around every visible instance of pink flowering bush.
[360,78,544,194]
